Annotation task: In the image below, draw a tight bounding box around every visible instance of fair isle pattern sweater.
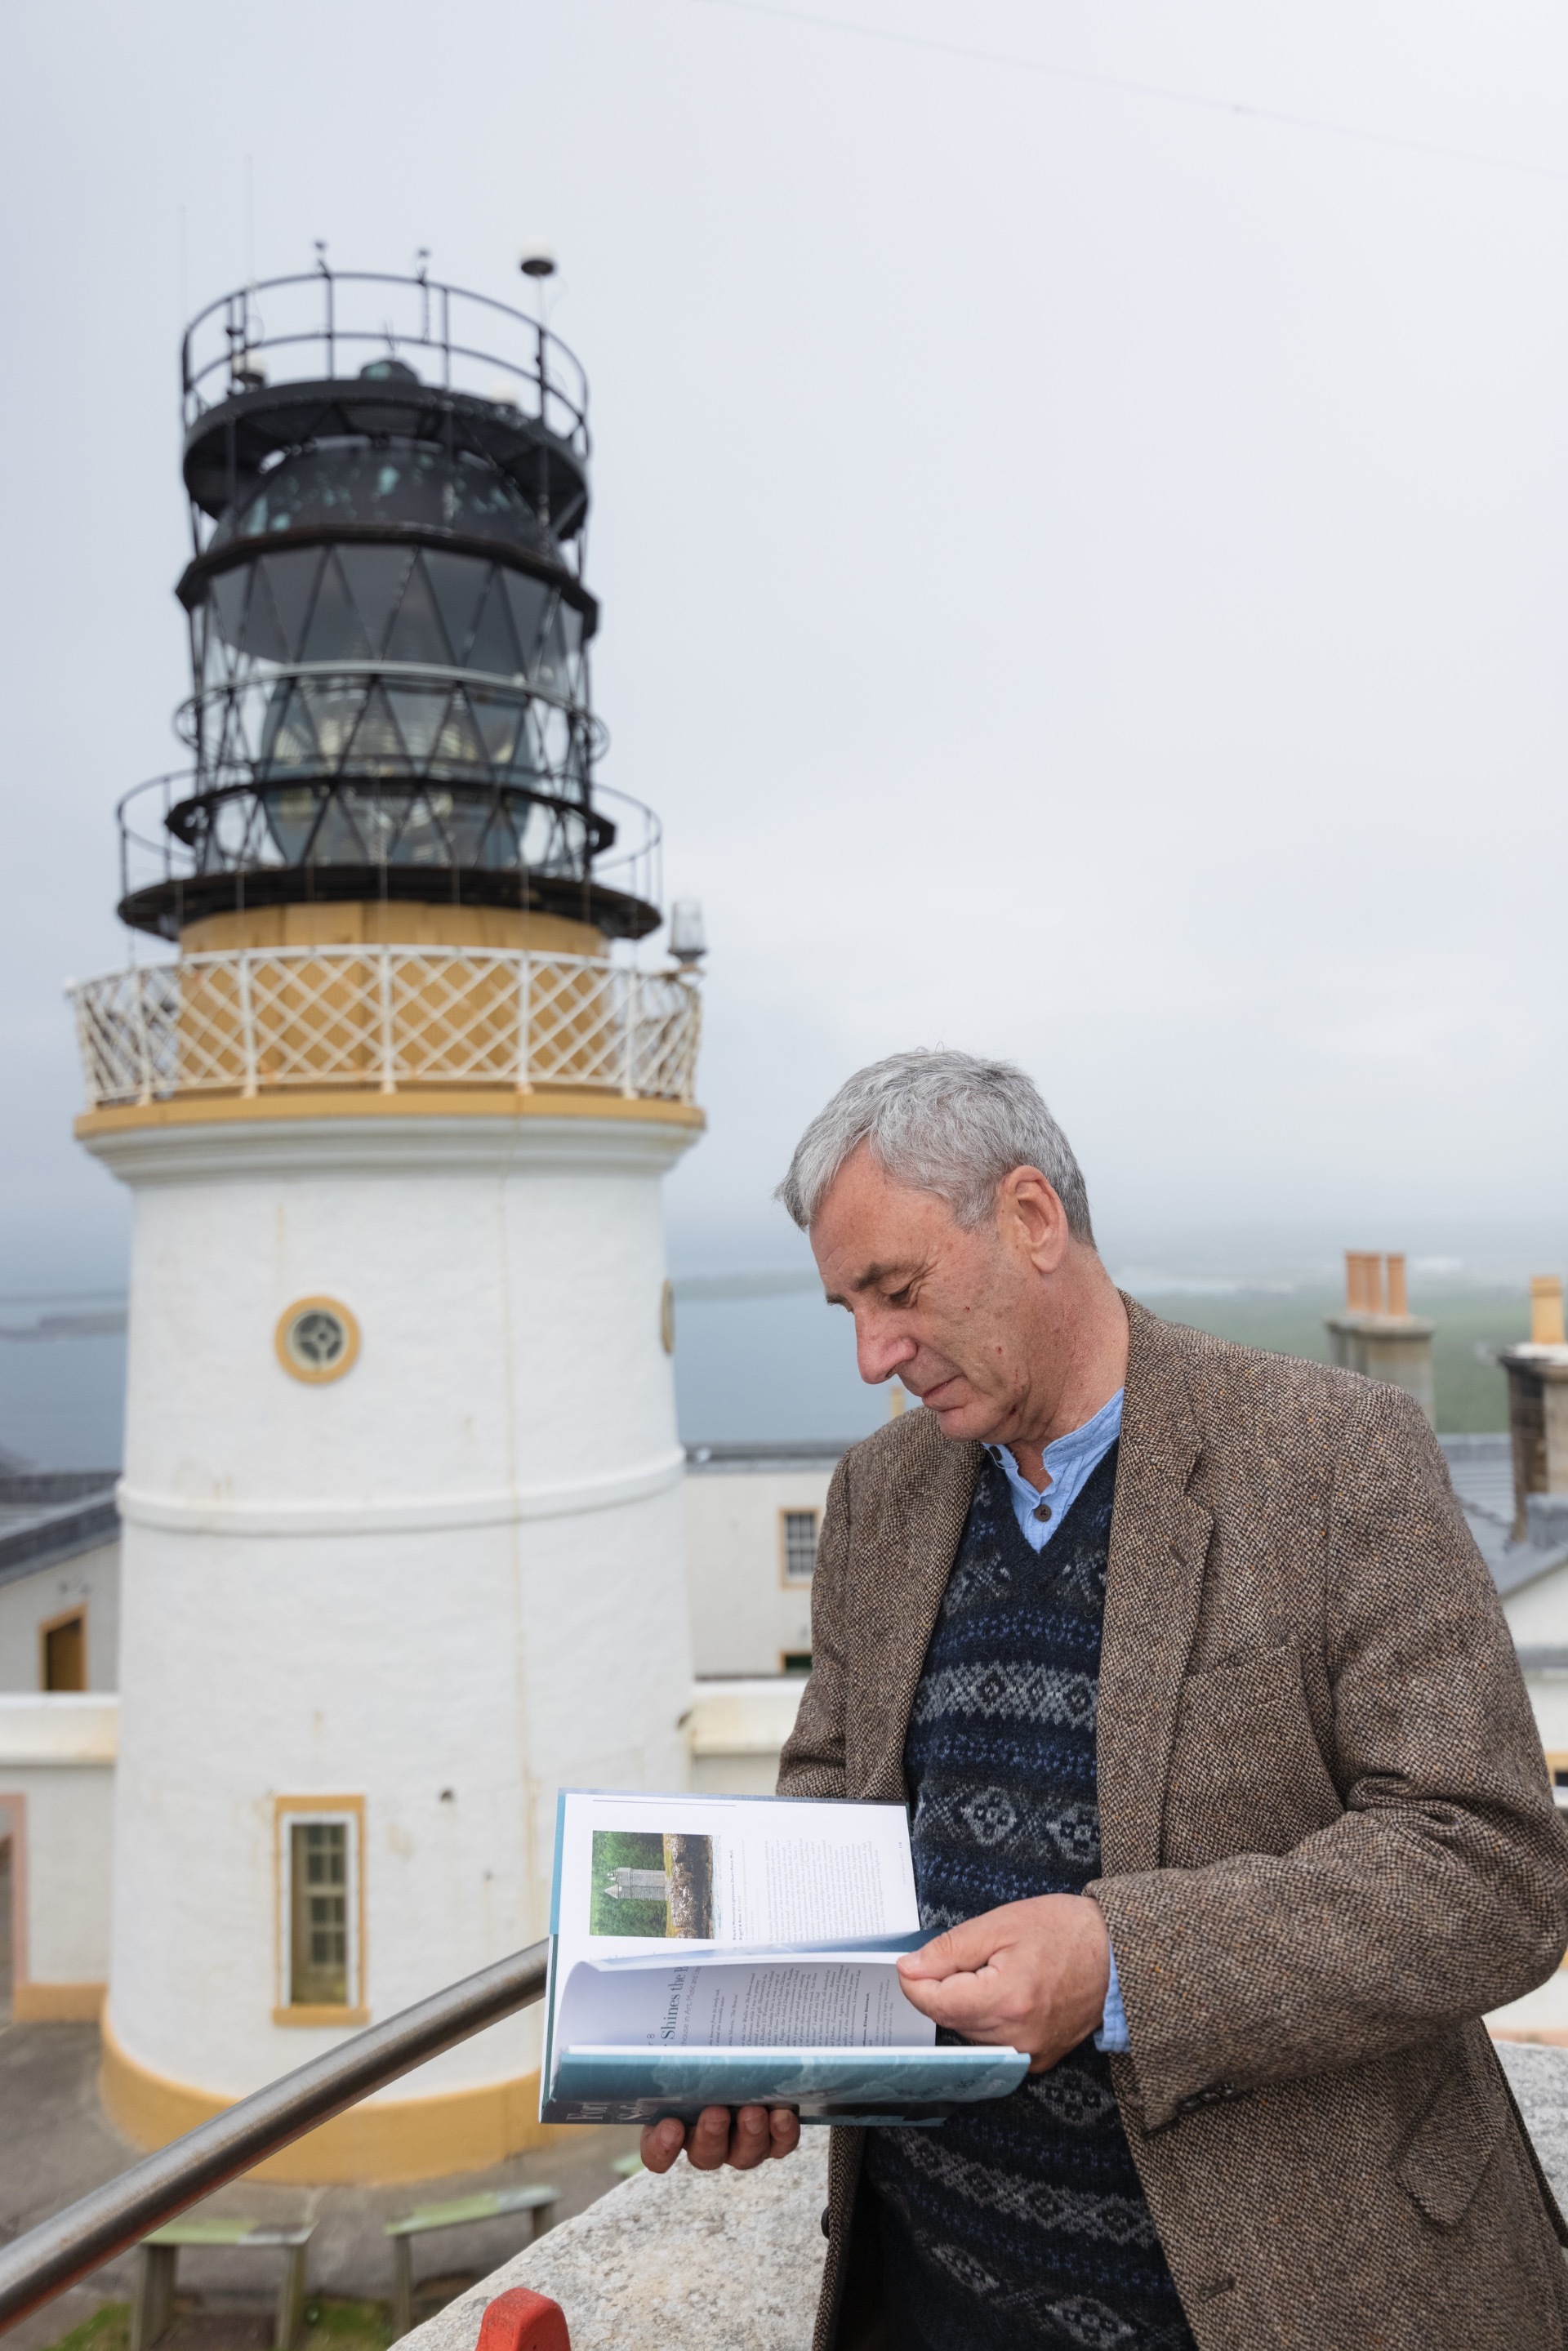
[863,1447,1196,2350]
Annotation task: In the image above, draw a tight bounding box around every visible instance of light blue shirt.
[983,1387,1124,1552]
[982,1387,1129,2055]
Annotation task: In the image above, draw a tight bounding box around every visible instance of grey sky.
[3,1,1567,1289]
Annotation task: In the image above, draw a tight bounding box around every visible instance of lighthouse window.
[277,1802,364,2018]
[781,1510,819,1585]
[276,1297,361,1384]
[290,1823,349,2005]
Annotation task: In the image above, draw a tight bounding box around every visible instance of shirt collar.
[985,1386,1125,1497]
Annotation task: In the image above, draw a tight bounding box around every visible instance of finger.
[684,2105,736,2171]
[639,2118,686,2174]
[898,1913,1011,1981]
[768,2108,800,2160]
[725,2104,775,2171]
[898,1966,1001,2025]
[899,1970,1021,2043]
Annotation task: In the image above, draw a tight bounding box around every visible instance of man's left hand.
[895,1893,1111,2071]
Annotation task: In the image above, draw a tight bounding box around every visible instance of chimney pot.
[1531,1276,1565,1347]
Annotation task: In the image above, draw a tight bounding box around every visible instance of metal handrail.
[0,1939,550,2335]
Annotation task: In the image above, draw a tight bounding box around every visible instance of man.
[643,1049,1568,2349]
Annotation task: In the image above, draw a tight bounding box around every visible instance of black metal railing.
[114,771,665,942]
[0,1940,550,2335]
[182,269,589,460]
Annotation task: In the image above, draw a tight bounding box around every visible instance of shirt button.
[1033,1500,1052,1521]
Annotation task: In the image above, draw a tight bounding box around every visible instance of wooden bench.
[131,2219,316,2351]
[386,2185,559,2340]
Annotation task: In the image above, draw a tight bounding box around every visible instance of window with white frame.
[278,1804,361,2011]
[781,1509,819,1585]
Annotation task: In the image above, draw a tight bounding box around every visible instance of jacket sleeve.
[777,1453,851,1800]
[1090,1383,1568,2131]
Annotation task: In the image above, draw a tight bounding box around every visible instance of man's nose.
[855,1320,915,1388]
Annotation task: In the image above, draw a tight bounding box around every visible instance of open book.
[540,1790,1029,2126]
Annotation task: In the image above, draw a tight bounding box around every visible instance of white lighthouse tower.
[68,265,703,2176]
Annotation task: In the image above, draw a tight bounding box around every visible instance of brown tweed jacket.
[777,1300,1568,2351]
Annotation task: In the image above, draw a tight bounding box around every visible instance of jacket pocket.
[1162,1639,1343,1868]
[1396,2029,1509,2231]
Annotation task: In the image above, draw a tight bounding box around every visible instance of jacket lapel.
[1098,1298,1213,1878]
[856,1417,982,1803]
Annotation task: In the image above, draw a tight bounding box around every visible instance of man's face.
[810,1145,1060,1445]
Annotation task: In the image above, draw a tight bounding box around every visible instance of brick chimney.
[1324,1251,1436,1425]
[1497,1276,1568,1545]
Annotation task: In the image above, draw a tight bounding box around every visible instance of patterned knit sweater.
[862,1446,1196,2350]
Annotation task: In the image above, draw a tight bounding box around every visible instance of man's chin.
[924,1392,990,1440]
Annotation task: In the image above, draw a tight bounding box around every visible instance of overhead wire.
[691,0,1568,185]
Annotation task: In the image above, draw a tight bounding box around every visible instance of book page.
[554,1791,920,1977]
[557,1954,936,2052]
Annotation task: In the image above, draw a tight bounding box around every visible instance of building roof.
[684,1440,853,1475]
[1439,1433,1568,1679]
[0,1473,119,1588]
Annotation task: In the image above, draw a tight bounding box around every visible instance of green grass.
[1135,1285,1530,1432]
[299,2300,396,2351]
[39,2305,129,2351]
[589,1828,667,1938]
[38,2296,396,2351]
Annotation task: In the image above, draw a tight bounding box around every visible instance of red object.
[474,2286,572,2351]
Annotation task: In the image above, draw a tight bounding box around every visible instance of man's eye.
[887,1285,912,1308]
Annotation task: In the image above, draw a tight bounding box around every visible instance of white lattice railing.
[69,947,702,1110]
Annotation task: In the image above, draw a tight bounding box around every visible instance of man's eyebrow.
[822,1260,915,1307]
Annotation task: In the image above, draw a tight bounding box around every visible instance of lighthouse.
[68,265,703,2176]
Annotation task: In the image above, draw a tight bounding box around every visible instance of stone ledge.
[401,2132,829,2351]
[399,2050,1568,2351]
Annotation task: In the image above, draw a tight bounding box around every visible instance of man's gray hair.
[776,1048,1094,1241]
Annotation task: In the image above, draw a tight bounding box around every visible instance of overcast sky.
[4,1,1568,1291]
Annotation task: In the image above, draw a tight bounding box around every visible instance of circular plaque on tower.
[275,1297,361,1384]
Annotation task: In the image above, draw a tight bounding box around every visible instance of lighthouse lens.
[275,1298,360,1383]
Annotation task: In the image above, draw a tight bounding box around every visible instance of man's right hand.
[639,2104,800,2173]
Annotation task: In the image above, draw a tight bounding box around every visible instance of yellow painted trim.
[14,1981,105,2022]
[273,2005,371,2028]
[275,1796,368,2013]
[99,2015,567,2183]
[178,903,604,957]
[274,1299,362,1387]
[76,1090,706,1140]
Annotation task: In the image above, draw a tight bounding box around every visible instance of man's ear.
[999,1167,1070,1271]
